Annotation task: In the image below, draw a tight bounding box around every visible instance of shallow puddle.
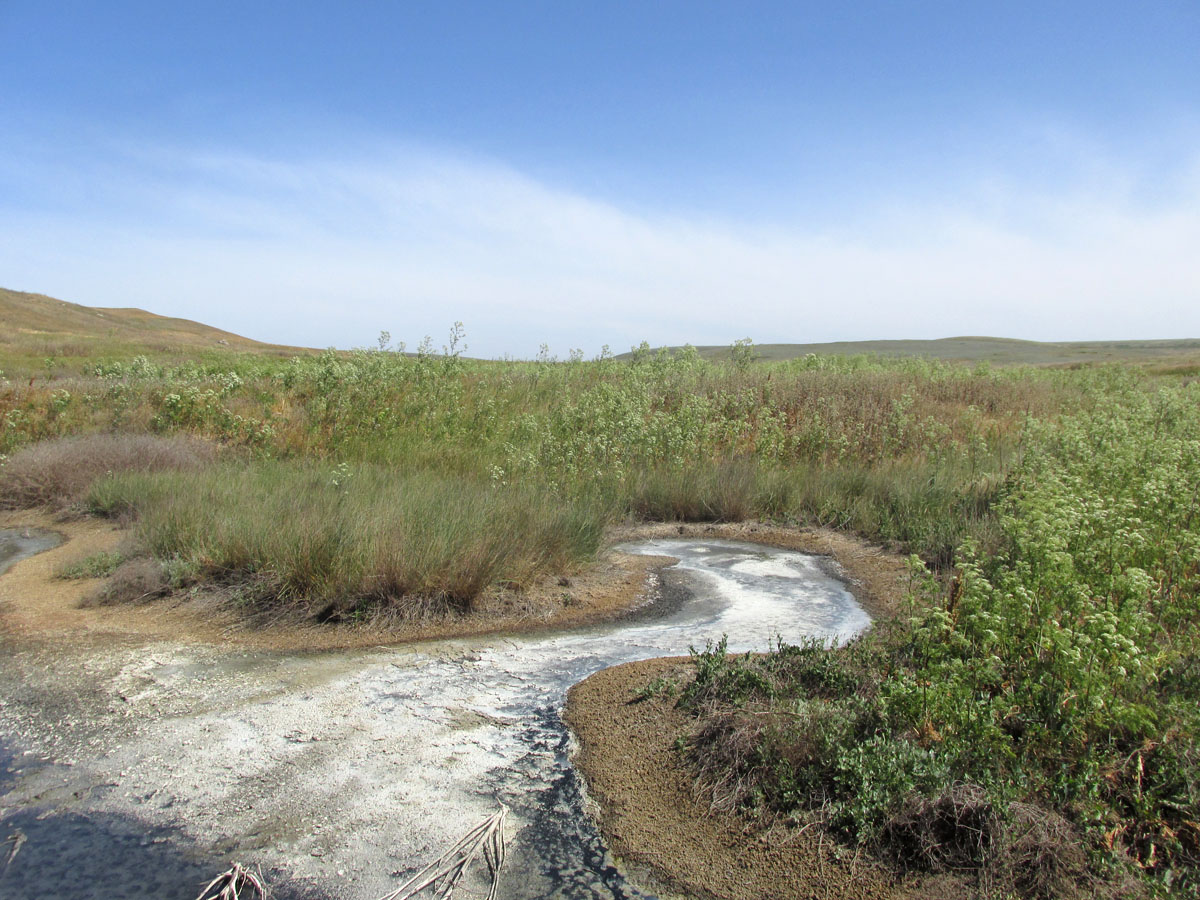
[0,527,62,577]
[0,538,869,899]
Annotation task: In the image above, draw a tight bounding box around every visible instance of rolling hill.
[4,286,1198,370]
[629,336,1200,368]
[0,287,301,356]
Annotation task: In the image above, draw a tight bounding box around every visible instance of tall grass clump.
[87,461,606,617]
[0,433,219,510]
[626,458,760,522]
[786,456,1006,566]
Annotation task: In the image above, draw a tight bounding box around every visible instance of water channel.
[0,534,870,899]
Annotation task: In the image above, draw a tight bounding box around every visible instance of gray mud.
[0,528,62,577]
[0,538,869,899]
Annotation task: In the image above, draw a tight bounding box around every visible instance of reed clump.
[87,461,605,617]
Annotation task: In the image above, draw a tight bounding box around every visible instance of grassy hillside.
[0,287,308,374]
[10,286,1197,373]
[636,336,1200,368]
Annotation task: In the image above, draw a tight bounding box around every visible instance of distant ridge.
[4,286,1198,368]
[626,336,1200,367]
[0,287,306,355]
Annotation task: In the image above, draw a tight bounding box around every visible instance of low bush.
[88,557,170,605]
[54,550,124,579]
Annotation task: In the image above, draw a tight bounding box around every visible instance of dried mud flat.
[1,512,925,900]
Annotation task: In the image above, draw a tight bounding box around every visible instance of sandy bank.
[565,658,972,900]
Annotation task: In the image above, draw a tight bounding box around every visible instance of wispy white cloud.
[2,141,1198,357]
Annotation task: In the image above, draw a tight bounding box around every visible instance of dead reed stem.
[194,862,267,900]
[377,805,509,900]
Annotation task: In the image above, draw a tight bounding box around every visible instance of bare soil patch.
[0,511,232,645]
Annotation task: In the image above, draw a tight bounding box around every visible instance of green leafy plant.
[55,550,124,579]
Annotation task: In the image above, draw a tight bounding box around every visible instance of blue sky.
[2,2,1198,356]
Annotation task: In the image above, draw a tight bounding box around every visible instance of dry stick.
[452,805,508,900]
[3,828,27,875]
[378,805,508,900]
[402,811,503,900]
[483,807,508,900]
[428,808,506,900]
[194,862,267,900]
[381,820,494,899]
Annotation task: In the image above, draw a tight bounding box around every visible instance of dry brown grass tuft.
[86,557,169,605]
[686,710,771,814]
[999,803,1097,900]
[878,791,1118,899]
[881,783,1001,872]
[0,433,219,510]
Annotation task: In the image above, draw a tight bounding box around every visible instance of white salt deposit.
[1,538,870,900]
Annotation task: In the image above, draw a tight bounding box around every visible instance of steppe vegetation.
[647,336,1200,368]
[2,294,1198,896]
[3,331,1080,609]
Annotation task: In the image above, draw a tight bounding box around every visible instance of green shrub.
[54,550,124,579]
[678,385,1200,894]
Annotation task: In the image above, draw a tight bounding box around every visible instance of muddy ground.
[1,511,935,900]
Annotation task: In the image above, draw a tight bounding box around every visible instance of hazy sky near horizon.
[2,2,1199,357]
